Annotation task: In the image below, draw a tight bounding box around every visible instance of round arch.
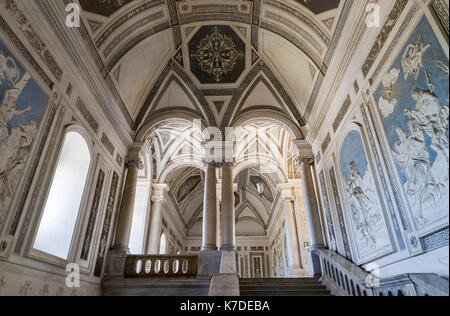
[135,110,207,143]
[233,158,287,184]
[228,109,304,141]
[158,158,204,184]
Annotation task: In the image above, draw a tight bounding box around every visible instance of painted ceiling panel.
[79,0,134,17]
[292,0,341,15]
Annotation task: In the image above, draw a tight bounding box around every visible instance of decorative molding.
[76,97,99,134]
[94,172,119,277]
[369,2,420,86]
[361,104,406,249]
[102,10,165,58]
[14,105,66,252]
[329,167,352,260]
[332,95,351,132]
[0,0,63,81]
[366,100,410,231]
[420,227,449,252]
[95,0,165,48]
[101,133,115,156]
[0,16,53,89]
[319,170,337,250]
[321,133,331,153]
[362,0,409,77]
[116,154,123,167]
[80,169,105,260]
[431,0,449,36]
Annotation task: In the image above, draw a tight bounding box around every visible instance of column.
[293,140,325,276]
[113,150,143,250]
[147,184,168,254]
[201,162,218,251]
[279,185,303,277]
[106,147,142,277]
[221,162,236,251]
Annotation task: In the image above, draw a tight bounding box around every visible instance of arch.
[229,109,304,140]
[235,200,267,230]
[135,110,206,143]
[158,158,204,184]
[233,158,288,184]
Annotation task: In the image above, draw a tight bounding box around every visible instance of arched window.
[33,131,91,260]
[159,232,167,255]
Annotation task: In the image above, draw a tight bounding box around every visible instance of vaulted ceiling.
[141,118,302,237]
[77,0,346,137]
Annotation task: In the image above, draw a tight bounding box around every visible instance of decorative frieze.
[329,167,352,260]
[319,170,337,250]
[431,0,449,36]
[0,0,63,81]
[362,0,408,77]
[76,98,99,134]
[420,227,449,252]
[101,133,115,156]
[80,169,105,260]
[0,16,53,89]
[332,95,351,132]
[94,172,119,277]
[321,133,331,154]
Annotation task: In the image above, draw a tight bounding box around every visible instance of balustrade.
[124,254,198,278]
[316,249,449,296]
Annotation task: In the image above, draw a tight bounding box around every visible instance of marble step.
[240,289,331,296]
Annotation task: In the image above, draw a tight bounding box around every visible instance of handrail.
[315,249,449,296]
[124,254,198,278]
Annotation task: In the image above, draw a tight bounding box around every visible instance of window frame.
[28,125,96,267]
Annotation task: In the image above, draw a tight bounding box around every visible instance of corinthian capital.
[293,140,315,166]
[125,158,143,169]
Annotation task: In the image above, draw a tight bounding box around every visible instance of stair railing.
[124,254,198,278]
[315,249,449,296]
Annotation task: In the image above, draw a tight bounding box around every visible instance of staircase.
[239,278,332,296]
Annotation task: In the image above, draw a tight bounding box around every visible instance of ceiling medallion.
[190,27,244,83]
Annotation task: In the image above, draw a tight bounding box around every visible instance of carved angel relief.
[0,55,38,226]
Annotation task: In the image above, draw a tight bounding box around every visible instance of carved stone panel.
[374,16,449,233]
[81,169,105,260]
[94,172,119,277]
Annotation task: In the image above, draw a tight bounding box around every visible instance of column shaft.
[147,199,164,254]
[300,162,325,249]
[202,163,218,250]
[113,163,140,250]
[221,163,235,251]
[284,199,302,270]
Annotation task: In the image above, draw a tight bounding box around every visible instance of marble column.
[279,185,303,277]
[147,184,168,254]
[113,155,143,250]
[294,140,325,276]
[221,162,236,251]
[105,147,142,277]
[202,162,218,251]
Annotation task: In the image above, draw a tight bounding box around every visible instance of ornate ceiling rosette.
[189,25,245,84]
